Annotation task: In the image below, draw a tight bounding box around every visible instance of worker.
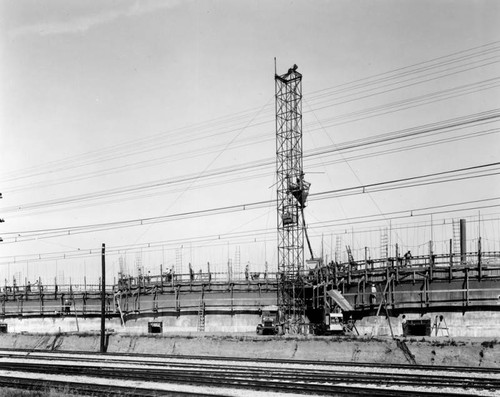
[370,284,377,307]
[189,263,194,281]
[401,315,407,336]
[404,251,412,267]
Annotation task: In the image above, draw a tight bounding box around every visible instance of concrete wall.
[402,311,500,338]
[0,316,120,334]
[354,312,500,338]
[0,312,262,335]
[355,316,404,337]
[1,310,499,337]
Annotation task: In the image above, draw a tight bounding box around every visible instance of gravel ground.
[0,370,317,397]
[2,352,499,396]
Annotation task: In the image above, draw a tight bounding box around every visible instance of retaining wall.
[2,310,500,337]
[0,332,498,368]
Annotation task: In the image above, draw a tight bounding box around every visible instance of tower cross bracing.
[275,64,308,334]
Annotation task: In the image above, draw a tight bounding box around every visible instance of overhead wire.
[1,206,499,265]
[4,75,499,199]
[2,41,499,186]
[1,41,499,266]
[2,109,499,214]
[2,129,498,217]
[2,162,499,242]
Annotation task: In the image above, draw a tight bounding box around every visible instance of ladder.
[175,248,183,275]
[227,258,233,282]
[335,236,342,263]
[452,220,460,263]
[135,252,143,280]
[235,246,241,280]
[197,300,205,332]
[380,228,388,263]
[114,292,125,327]
[432,315,450,337]
[346,245,356,266]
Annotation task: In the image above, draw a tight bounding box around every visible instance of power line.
[3,42,499,185]
[3,110,499,214]
[1,204,499,264]
[2,162,499,242]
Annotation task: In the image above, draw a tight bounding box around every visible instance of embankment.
[0,332,498,368]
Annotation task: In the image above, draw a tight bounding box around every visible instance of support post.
[478,237,482,281]
[364,247,368,279]
[449,239,453,282]
[429,241,434,282]
[465,267,469,307]
[160,264,164,293]
[460,219,466,266]
[100,243,106,353]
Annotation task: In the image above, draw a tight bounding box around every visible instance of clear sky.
[1,0,499,285]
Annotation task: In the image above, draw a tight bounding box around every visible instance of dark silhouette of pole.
[100,243,106,353]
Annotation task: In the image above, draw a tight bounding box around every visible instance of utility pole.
[100,243,106,353]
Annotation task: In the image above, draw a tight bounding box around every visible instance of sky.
[1,0,499,286]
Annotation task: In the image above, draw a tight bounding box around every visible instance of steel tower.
[275,64,310,334]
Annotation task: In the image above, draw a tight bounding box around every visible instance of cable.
[1,208,499,265]
[2,162,499,242]
[3,109,498,213]
[3,42,499,185]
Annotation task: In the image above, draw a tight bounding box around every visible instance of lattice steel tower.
[275,64,310,334]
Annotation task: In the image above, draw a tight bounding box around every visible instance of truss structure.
[275,64,309,334]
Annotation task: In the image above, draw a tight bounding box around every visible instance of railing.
[343,286,500,311]
[0,290,276,317]
[115,271,279,291]
[303,250,500,281]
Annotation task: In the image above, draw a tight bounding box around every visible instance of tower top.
[276,64,301,82]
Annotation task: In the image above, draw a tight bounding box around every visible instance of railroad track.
[0,350,498,396]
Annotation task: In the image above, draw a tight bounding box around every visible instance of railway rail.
[0,350,498,396]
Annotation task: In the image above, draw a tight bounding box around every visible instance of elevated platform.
[2,250,500,336]
[0,276,278,327]
[306,250,500,313]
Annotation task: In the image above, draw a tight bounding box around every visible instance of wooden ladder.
[432,315,450,337]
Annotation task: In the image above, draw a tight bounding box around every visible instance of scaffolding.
[275,64,308,334]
